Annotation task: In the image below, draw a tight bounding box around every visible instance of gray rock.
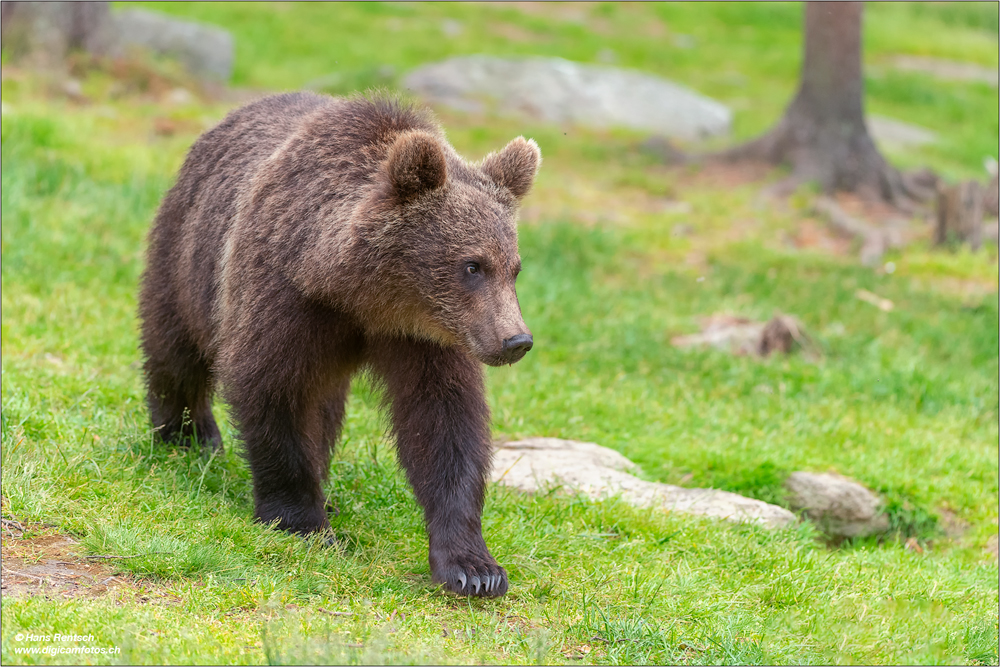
[784,471,889,538]
[111,9,234,81]
[492,438,795,529]
[404,56,731,141]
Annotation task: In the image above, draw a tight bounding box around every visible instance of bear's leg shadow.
[371,338,507,598]
[139,298,222,452]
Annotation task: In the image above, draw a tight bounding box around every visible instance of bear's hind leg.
[370,338,506,598]
[140,303,222,452]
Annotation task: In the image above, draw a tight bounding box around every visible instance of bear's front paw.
[433,556,508,598]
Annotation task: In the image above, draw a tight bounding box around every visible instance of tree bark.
[722,1,935,208]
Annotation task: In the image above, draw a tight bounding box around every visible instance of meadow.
[1,2,998,664]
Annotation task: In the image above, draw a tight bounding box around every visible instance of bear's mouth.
[478,333,533,367]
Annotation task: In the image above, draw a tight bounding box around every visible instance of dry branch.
[85,551,172,560]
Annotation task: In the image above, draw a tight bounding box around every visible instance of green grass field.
[2,2,998,664]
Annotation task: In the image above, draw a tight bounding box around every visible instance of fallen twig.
[85,551,172,560]
[1,518,25,532]
[855,289,894,312]
[592,636,637,644]
[316,607,353,616]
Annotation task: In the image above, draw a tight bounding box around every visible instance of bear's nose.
[501,334,533,363]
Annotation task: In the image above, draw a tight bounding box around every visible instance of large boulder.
[784,471,889,538]
[112,9,234,82]
[404,56,732,141]
[492,438,795,529]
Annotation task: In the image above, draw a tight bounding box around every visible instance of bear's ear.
[386,130,448,201]
[480,136,542,200]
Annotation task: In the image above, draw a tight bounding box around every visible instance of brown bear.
[138,92,540,598]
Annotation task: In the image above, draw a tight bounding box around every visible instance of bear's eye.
[465,262,481,276]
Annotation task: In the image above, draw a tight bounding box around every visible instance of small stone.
[166,87,195,106]
[784,471,889,538]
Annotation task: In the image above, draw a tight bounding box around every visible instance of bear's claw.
[439,564,507,597]
[432,545,508,597]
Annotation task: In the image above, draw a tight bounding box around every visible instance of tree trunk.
[723,1,934,208]
[1,1,113,68]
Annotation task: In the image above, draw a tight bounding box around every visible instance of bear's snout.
[499,333,533,364]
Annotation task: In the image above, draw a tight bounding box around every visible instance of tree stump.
[1,2,114,68]
[935,181,984,250]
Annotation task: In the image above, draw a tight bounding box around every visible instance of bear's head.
[368,130,541,366]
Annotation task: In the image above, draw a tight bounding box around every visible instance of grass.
[2,2,998,665]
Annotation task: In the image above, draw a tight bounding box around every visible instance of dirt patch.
[790,218,854,255]
[502,2,590,24]
[986,535,998,564]
[618,5,668,38]
[936,508,971,539]
[491,22,545,43]
[2,519,182,605]
[673,160,779,192]
[1,519,138,600]
[828,190,915,228]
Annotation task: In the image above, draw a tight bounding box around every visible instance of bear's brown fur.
[138,92,540,597]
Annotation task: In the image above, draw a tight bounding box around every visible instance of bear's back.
[147,93,443,355]
[147,92,333,353]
